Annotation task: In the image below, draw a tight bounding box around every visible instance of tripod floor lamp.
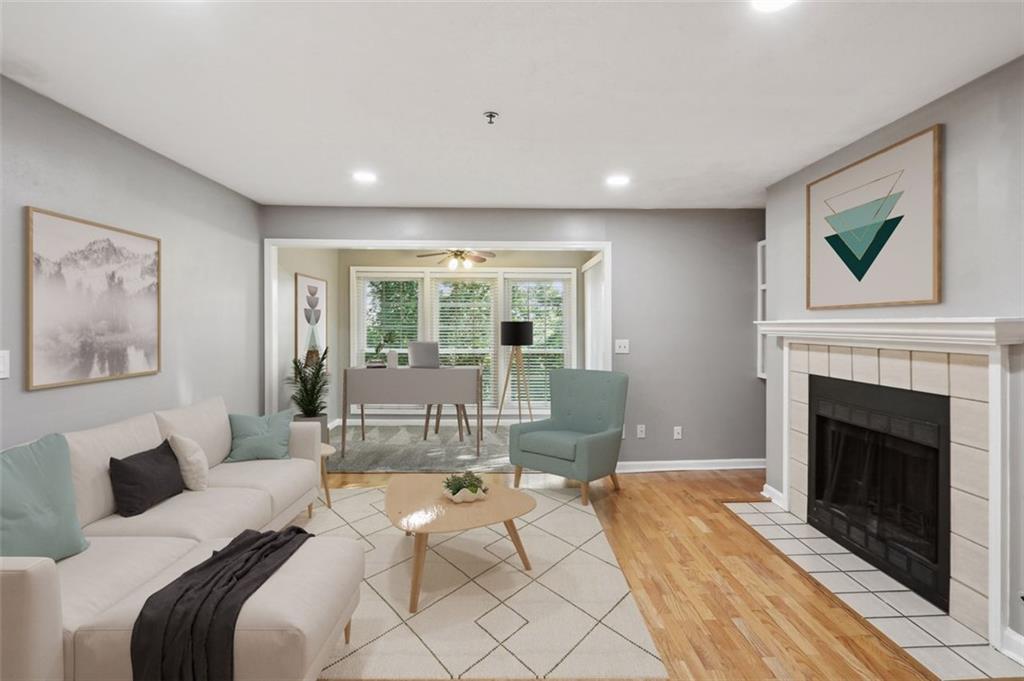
[495,321,534,429]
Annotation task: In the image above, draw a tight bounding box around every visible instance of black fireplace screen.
[808,376,950,610]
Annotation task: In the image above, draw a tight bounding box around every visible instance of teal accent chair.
[509,369,628,506]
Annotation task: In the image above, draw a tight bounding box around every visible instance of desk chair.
[410,342,474,442]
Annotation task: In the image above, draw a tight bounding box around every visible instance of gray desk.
[341,366,482,456]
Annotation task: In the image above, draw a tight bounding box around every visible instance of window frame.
[349,265,577,413]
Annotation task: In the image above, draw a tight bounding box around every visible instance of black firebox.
[807,376,950,610]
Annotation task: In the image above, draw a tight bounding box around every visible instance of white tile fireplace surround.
[757,318,1024,660]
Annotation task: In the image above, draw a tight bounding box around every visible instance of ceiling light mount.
[483,111,499,125]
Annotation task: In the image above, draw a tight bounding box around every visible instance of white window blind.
[504,278,571,405]
[358,277,420,365]
[432,278,497,405]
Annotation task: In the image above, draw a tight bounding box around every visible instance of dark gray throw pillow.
[109,440,186,517]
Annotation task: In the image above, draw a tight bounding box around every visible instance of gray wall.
[762,58,1023,632]
[261,207,766,463]
[0,78,263,447]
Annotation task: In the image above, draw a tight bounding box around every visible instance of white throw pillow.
[167,434,209,491]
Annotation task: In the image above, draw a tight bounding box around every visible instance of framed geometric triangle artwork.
[295,273,328,366]
[806,125,941,310]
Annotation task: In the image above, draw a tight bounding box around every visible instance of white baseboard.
[761,484,788,510]
[615,458,766,473]
[1000,627,1024,666]
[328,418,342,430]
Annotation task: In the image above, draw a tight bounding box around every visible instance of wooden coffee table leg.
[409,532,429,613]
[504,520,531,571]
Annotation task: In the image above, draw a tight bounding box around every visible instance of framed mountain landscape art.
[27,208,161,390]
[295,273,327,365]
[806,125,941,310]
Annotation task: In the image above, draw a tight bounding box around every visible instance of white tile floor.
[725,501,1024,681]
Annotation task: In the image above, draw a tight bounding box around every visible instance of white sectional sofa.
[0,397,364,681]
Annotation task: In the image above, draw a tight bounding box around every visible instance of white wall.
[261,207,766,464]
[1,78,263,446]
[763,57,1023,633]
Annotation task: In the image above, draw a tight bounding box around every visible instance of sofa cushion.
[56,536,197,681]
[155,397,232,467]
[108,440,185,517]
[227,410,293,462]
[82,487,272,541]
[73,536,365,681]
[66,413,165,526]
[207,458,317,516]
[1,433,89,560]
[518,430,583,462]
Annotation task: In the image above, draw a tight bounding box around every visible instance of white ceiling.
[3,1,1022,209]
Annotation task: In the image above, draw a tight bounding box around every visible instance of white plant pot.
[386,350,399,368]
[443,487,487,504]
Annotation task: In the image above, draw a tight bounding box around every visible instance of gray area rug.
[327,425,515,473]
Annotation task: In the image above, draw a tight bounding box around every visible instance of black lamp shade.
[500,321,534,346]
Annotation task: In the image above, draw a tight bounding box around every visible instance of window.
[505,277,571,405]
[433,278,497,405]
[357,277,420,365]
[351,267,575,410]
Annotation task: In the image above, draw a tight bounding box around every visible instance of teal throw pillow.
[1,433,89,560]
[226,410,293,462]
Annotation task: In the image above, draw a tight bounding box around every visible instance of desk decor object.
[442,472,488,503]
[495,320,534,428]
[27,207,160,390]
[295,273,327,365]
[806,125,941,310]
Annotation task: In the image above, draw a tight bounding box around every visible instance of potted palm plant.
[289,347,330,443]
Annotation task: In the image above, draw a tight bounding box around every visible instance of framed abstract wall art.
[295,273,328,365]
[806,125,941,310]
[27,207,161,390]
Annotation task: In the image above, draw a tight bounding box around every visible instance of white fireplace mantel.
[761,316,1024,660]
[756,317,1024,348]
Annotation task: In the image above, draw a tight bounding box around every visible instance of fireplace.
[808,376,950,610]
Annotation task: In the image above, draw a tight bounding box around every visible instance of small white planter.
[443,488,487,504]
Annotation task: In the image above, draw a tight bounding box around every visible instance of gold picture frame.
[27,207,161,390]
[806,125,941,310]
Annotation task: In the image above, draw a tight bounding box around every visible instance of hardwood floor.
[326,469,936,680]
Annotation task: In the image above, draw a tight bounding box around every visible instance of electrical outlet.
[636,424,646,439]
[673,426,683,440]
[0,351,9,380]
[614,339,630,354]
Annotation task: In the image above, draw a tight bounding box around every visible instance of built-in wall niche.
[808,375,950,609]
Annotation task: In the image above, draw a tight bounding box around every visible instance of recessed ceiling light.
[605,174,631,188]
[751,0,796,12]
[352,170,377,184]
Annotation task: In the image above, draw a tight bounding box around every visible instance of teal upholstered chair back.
[549,369,628,434]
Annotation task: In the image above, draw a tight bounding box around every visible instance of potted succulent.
[368,330,397,368]
[289,347,330,443]
[442,472,489,503]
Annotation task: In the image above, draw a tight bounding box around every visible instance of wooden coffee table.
[385,473,536,613]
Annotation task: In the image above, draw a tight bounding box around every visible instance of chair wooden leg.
[344,621,351,644]
[459,404,471,436]
[513,465,523,488]
[307,503,313,518]
[457,404,464,442]
[610,473,621,491]
[580,481,590,506]
[434,403,442,434]
[423,404,432,440]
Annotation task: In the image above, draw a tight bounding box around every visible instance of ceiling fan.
[416,248,497,270]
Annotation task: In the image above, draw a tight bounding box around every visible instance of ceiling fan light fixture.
[463,258,473,269]
[448,258,459,270]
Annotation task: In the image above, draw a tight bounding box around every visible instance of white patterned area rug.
[294,478,668,680]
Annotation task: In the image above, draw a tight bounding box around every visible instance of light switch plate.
[0,350,9,379]
[636,424,646,439]
[673,426,683,440]
[614,339,630,354]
